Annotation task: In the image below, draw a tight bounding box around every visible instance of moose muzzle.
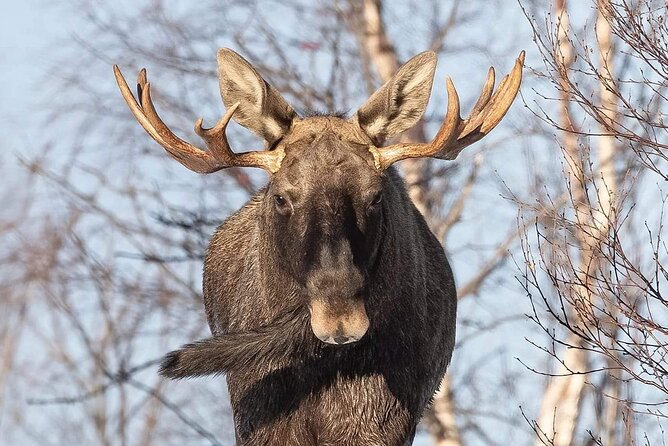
[309,297,369,345]
[305,228,370,345]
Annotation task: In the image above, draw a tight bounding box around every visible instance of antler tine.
[456,67,497,140]
[374,51,524,167]
[137,68,147,103]
[478,51,525,134]
[467,66,496,121]
[113,65,284,174]
[445,51,525,156]
[140,80,229,173]
[195,104,285,173]
[194,103,239,161]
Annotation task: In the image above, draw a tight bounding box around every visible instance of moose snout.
[309,298,369,345]
[306,241,368,345]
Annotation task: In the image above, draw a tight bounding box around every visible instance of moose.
[114,48,523,445]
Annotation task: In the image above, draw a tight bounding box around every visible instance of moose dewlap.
[114,48,523,445]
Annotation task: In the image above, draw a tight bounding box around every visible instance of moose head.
[113,48,523,345]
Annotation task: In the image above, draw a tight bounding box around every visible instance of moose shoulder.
[114,48,524,445]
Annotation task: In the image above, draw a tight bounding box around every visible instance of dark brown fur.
[158,50,457,445]
[160,163,457,445]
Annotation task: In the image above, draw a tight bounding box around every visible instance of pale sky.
[1,2,76,165]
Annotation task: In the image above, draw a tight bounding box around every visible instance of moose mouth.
[308,298,369,345]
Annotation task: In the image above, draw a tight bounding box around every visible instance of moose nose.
[309,298,369,346]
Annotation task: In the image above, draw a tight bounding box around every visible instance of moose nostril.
[334,335,351,345]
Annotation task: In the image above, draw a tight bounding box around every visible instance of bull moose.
[113,48,523,445]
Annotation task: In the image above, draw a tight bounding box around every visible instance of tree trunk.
[534,2,588,444]
[359,1,460,444]
[423,377,461,446]
[595,2,620,443]
[535,2,620,445]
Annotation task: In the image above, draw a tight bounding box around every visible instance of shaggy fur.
[160,305,309,378]
[160,166,457,445]
[158,49,457,446]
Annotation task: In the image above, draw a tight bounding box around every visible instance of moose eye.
[369,192,383,208]
[274,195,289,209]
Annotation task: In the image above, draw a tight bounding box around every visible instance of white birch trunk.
[360,1,460,444]
[534,2,588,445]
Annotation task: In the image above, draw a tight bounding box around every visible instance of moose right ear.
[353,51,437,146]
[217,48,297,146]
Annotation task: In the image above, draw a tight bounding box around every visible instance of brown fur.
[158,50,456,445]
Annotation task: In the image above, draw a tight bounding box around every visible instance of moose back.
[114,48,523,445]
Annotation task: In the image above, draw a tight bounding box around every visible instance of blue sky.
[1,2,73,164]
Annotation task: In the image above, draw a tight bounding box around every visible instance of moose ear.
[353,51,437,145]
[217,48,297,146]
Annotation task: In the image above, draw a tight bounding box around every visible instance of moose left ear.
[353,51,437,145]
[217,48,297,146]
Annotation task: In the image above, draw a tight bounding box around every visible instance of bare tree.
[520,1,668,445]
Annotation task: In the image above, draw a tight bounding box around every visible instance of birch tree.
[523,1,667,444]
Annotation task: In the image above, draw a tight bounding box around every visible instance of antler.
[112,66,285,173]
[371,51,525,170]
